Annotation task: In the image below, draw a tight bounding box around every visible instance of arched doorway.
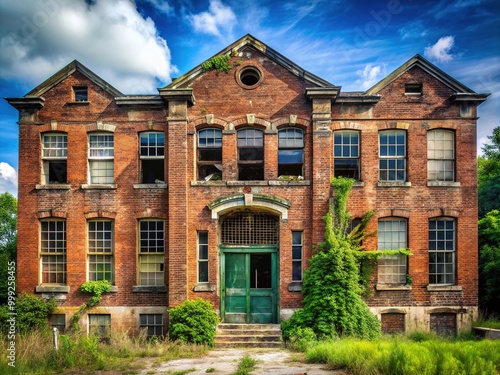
[220,212,279,323]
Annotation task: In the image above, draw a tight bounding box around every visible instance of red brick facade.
[7,35,488,335]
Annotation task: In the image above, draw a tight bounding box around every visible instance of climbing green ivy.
[70,280,112,331]
[201,54,232,73]
[283,177,386,341]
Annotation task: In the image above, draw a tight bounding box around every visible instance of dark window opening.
[238,129,264,180]
[334,160,359,179]
[405,83,422,95]
[48,161,67,183]
[142,159,164,183]
[140,314,163,338]
[239,165,264,180]
[198,128,222,180]
[250,253,271,289]
[74,86,88,101]
[239,67,262,87]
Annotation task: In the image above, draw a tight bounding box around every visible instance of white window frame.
[334,130,360,180]
[379,130,406,182]
[139,131,165,183]
[138,219,165,286]
[40,219,67,285]
[429,218,456,285]
[41,133,67,184]
[427,129,455,182]
[88,133,114,184]
[377,218,408,285]
[87,220,114,283]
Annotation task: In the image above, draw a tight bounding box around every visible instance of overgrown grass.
[304,334,500,375]
[231,354,257,375]
[473,319,500,330]
[0,328,209,374]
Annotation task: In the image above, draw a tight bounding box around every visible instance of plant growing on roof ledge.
[201,54,233,73]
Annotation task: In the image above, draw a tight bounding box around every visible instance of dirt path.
[137,347,346,374]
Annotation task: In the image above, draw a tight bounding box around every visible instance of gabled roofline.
[366,54,482,95]
[164,34,334,89]
[26,60,123,98]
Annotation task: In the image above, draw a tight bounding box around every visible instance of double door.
[221,247,278,323]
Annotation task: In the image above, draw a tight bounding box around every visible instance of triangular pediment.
[164,34,334,89]
[366,54,478,95]
[25,60,123,98]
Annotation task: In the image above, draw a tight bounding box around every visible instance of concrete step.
[214,323,283,348]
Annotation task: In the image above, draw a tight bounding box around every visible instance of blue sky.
[0,0,499,195]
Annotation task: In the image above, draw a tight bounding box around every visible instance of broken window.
[334,130,360,180]
[139,132,164,183]
[42,133,67,184]
[238,128,264,180]
[278,128,304,177]
[427,129,455,182]
[88,133,114,184]
[197,128,222,180]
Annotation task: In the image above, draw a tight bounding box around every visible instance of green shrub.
[168,299,219,346]
[0,292,56,335]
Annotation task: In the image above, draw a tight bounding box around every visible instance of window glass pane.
[278,150,303,164]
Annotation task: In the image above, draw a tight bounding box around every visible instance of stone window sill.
[35,184,71,190]
[81,184,117,190]
[193,283,216,292]
[67,101,90,105]
[132,285,167,293]
[427,285,462,292]
[288,281,303,292]
[376,284,412,291]
[352,181,365,187]
[427,181,461,187]
[133,183,168,189]
[191,180,311,187]
[36,285,70,293]
[377,181,411,188]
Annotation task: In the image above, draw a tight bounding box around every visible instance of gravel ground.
[137,347,347,375]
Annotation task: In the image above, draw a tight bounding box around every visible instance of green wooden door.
[221,247,277,323]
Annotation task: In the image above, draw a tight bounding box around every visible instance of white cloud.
[356,64,384,90]
[0,163,18,197]
[187,0,236,37]
[141,0,173,15]
[398,21,428,40]
[0,0,174,93]
[424,36,455,63]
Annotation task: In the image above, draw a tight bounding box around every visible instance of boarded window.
[430,313,456,336]
[381,313,405,334]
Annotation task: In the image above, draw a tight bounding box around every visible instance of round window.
[236,66,263,89]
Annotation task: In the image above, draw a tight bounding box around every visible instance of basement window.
[405,83,422,95]
[73,86,88,101]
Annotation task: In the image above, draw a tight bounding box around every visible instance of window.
[405,83,422,95]
[238,129,264,180]
[89,314,110,342]
[88,133,114,184]
[198,232,209,283]
[73,86,88,101]
[198,128,222,180]
[278,128,304,177]
[42,133,67,184]
[429,218,455,285]
[138,220,164,286]
[292,231,303,282]
[334,130,360,179]
[237,66,263,88]
[140,314,163,338]
[139,132,164,183]
[377,218,407,285]
[40,220,66,284]
[50,314,66,333]
[379,130,406,181]
[427,130,455,182]
[88,220,113,283]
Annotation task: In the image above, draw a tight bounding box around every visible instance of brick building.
[7,35,488,336]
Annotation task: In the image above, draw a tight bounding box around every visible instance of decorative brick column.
[159,89,195,306]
